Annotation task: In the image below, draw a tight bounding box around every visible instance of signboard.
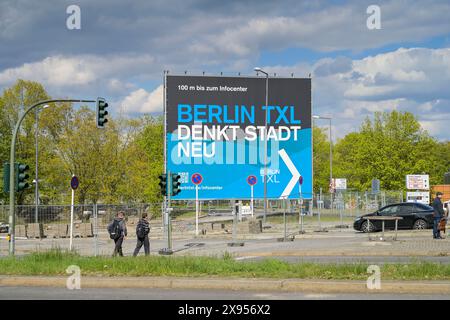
[406,175,429,190]
[241,205,252,215]
[70,176,79,190]
[191,173,203,185]
[166,75,312,200]
[333,178,347,191]
[372,179,380,194]
[247,175,257,186]
[406,192,430,205]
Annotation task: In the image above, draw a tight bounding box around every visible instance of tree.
[133,116,164,203]
[0,80,50,204]
[313,127,331,193]
[334,110,444,191]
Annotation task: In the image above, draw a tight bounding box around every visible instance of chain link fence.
[0,190,404,256]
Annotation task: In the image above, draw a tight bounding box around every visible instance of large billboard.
[166,75,312,200]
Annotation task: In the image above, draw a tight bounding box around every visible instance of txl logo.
[260,169,280,184]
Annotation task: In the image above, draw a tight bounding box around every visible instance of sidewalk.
[1,275,450,294]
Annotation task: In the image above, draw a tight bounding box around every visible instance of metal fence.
[0,190,404,256]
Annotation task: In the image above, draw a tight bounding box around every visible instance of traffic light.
[171,173,181,196]
[15,163,30,192]
[158,174,167,196]
[2,163,10,193]
[96,97,109,128]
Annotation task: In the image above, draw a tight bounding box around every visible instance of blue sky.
[0,0,449,140]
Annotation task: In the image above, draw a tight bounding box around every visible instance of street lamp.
[312,115,333,192]
[254,67,269,223]
[34,104,49,224]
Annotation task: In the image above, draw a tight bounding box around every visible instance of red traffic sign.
[247,175,257,186]
[298,176,303,185]
[191,173,203,185]
[70,176,79,190]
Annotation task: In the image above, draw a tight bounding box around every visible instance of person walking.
[133,212,151,256]
[108,211,127,256]
[432,192,445,239]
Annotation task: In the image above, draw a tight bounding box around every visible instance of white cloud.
[120,85,163,114]
[261,47,450,140]
[0,54,155,88]
[187,0,450,62]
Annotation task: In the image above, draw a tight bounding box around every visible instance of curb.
[1,276,450,294]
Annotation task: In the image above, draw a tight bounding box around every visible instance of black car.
[0,223,9,233]
[353,202,434,232]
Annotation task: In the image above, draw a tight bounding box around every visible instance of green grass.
[1,249,450,280]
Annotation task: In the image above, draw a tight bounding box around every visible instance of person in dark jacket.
[133,212,150,256]
[108,211,127,256]
[432,192,445,239]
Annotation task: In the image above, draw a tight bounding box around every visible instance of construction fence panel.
[0,191,406,256]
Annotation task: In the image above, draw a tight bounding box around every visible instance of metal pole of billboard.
[254,67,269,224]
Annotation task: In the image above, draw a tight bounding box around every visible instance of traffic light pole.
[167,170,172,252]
[160,71,173,255]
[8,99,96,256]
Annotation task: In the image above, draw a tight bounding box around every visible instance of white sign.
[241,205,252,216]
[333,178,347,190]
[406,192,430,205]
[406,175,429,190]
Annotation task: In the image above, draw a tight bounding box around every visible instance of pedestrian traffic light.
[2,163,10,193]
[96,97,109,128]
[158,174,167,196]
[171,173,181,196]
[15,163,30,192]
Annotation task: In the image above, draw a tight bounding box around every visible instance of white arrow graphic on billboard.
[278,149,301,199]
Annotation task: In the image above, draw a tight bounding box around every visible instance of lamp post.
[312,115,333,192]
[254,67,269,223]
[34,104,49,224]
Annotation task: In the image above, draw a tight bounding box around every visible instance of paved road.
[2,229,449,261]
[1,286,449,300]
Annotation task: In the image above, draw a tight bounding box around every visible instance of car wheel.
[361,221,375,233]
[413,219,427,230]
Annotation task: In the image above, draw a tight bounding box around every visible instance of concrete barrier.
[127,217,140,226]
[45,224,68,238]
[72,222,93,238]
[15,225,27,238]
[248,218,263,234]
[27,223,44,238]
